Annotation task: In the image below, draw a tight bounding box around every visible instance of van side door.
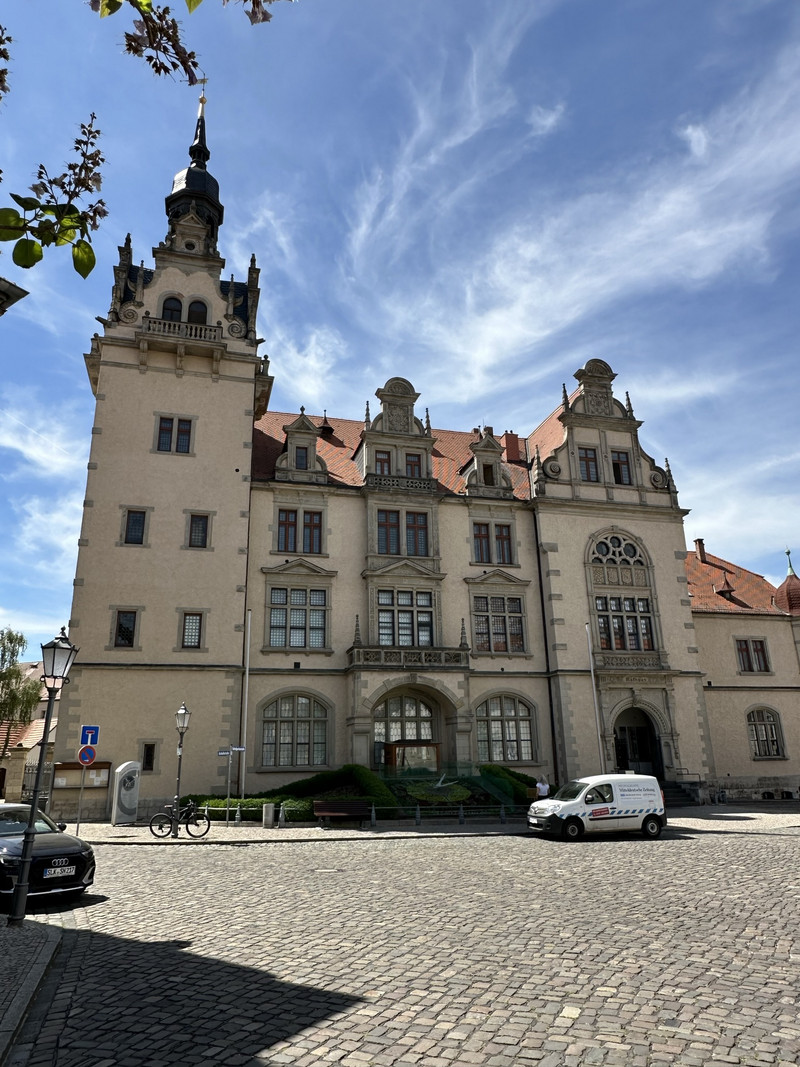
[582,783,620,833]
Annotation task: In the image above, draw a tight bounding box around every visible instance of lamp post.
[8,628,79,927]
[172,702,191,838]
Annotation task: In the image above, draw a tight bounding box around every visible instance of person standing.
[536,776,550,800]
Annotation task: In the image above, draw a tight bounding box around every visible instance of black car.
[0,803,95,901]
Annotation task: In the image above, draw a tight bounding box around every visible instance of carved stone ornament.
[227,320,245,337]
[119,304,138,323]
[650,470,667,489]
[386,404,410,432]
[543,458,562,478]
[584,390,611,416]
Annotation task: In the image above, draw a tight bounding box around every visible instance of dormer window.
[187,300,207,325]
[612,450,632,485]
[162,297,182,322]
[295,446,308,471]
[579,447,599,482]
[483,464,495,487]
[376,450,391,476]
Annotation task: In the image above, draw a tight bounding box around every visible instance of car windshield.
[552,780,588,801]
[0,809,58,836]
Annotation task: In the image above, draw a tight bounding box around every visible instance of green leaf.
[9,193,41,212]
[0,208,25,241]
[185,0,204,11]
[12,238,43,268]
[55,225,77,247]
[72,238,96,278]
[99,0,124,16]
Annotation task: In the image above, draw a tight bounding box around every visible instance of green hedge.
[478,764,534,804]
[184,764,399,821]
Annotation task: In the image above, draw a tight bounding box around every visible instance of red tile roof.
[252,411,533,498]
[685,545,782,615]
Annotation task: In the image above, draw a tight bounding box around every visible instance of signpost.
[219,746,246,826]
[76,741,98,833]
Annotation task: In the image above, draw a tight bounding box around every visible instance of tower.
[54,96,270,813]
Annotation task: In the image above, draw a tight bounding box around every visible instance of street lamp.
[172,702,192,838]
[8,628,79,926]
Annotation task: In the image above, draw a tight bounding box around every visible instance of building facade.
[51,112,800,818]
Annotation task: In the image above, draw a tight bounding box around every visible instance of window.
[262,696,328,767]
[473,523,491,563]
[406,513,428,556]
[736,639,770,673]
[495,525,512,565]
[579,447,599,482]
[747,708,785,759]
[181,612,203,649]
[186,300,207,325]
[482,464,495,487]
[114,611,137,648]
[278,510,297,552]
[612,450,632,485]
[188,514,209,549]
[124,510,146,545]
[141,743,156,773]
[156,416,193,454]
[295,446,308,471]
[472,595,525,653]
[596,596,654,651]
[476,696,536,762]
[269,588,327,649]
[373,695,434,765]
[406,453,421,478]
[162,297,182,322]
[375,450,391,476]
[377,510,400,554]
[378,590,433,646]
[303,511,322,554]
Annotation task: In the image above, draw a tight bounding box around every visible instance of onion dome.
[775,550,800,615]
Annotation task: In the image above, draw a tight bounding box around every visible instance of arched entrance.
[613,707,664,778]
[371,691,442,774]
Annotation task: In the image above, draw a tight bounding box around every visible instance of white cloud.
[528,103,566,137]
[679,123,710,160]
[0,389,89,482]
[11,492,84,586]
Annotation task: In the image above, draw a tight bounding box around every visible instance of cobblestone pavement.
[8,808,800,1067]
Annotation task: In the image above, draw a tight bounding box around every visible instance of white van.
[527,773,666,839]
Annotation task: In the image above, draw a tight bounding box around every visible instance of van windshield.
[552,781,587,801]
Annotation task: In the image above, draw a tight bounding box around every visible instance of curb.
[0,922,61,1066]
[83,826,530,846]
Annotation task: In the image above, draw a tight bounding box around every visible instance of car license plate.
[43,865,76,878]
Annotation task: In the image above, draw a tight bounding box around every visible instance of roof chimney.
[694,538,706,563]
[500,431,521,463]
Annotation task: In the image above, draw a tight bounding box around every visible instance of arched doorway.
[371,691,442,774]
[613,707,663,778]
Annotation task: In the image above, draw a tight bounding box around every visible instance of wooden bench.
[313,799,371,827]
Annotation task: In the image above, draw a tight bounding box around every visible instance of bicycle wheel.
[149,812,173,838]
[185,812,211,838]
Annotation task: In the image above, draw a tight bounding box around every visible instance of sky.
[1,0,799,651]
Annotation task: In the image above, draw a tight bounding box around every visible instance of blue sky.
[1,0,799,651]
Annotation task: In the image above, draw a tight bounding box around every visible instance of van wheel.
[562,818,584,840]
[642,815,662,838]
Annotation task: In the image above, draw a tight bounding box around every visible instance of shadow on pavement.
[17,923,362,1067]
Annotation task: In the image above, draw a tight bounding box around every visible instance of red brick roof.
[685,544,782,615]
[526,393,574,462]
[252,411,532,498]
[0,716,54,753]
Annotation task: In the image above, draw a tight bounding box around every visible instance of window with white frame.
[471,594,525,653]
[262,695,328,767]
[268,587,328,649]
[377,590,433,646]
[747,708,785,758]
[476,696,536,762]
[736,639,770,673]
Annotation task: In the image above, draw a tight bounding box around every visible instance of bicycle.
[149,799,211,839]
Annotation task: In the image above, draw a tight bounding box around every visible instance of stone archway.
[612,706,664,778]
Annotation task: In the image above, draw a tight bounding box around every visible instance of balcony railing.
[141,317,223,343]
[364,473,436,493]
[347,646,470,670]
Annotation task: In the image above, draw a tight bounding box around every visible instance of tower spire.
[164,83,224,253]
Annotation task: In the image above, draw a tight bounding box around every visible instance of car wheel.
[562,818,584,840]
[642,815,662,838]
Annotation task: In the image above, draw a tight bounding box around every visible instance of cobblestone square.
[9,808,800,1066]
